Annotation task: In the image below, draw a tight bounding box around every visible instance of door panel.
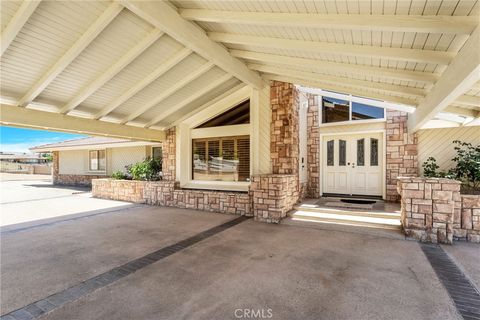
[323,133,383,196]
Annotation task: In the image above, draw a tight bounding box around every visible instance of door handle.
[347,162,350,165]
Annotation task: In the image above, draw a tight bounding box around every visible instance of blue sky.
[0,126,85,153]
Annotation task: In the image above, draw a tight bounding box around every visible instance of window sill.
[182,180,250,192]
[87,171,107,175]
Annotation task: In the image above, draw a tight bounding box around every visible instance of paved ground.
[443,242,480,289]
[1,175,478,319]
[0,173,134,228]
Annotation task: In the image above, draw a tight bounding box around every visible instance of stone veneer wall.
[52,151,104,186]
[250,174,299,223]
[162,128,176,181]
[386,110,418,202]
[270,81,299,175]
[92,179,251,216]
[397,177,480,243]
[454,195,480,242]
[306,94,320,198]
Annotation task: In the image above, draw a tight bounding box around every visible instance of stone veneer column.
[306,94,320,198]
[162,127,176,181]
[386,110,418,202]
[270,81,299,175]
[52,151,59,184]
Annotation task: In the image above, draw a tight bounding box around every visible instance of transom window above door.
[321,97,385,124]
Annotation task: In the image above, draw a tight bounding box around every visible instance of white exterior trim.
[191,124,250,139]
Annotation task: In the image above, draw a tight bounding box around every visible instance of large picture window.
[192,136,250,182]
[89,150,106,171]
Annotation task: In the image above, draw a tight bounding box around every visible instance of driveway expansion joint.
[0,216,250,320]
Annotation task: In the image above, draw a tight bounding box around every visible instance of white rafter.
[171,83,248,128]
[144,73,233,128]
[408,26,480,132]
[1,0,41,57]
[0,104,164,142]
[120,62,214,124]
[252,64,426,98]
[180,9,478,35]
[231,50,438,85]
[59,29,164,114]
[444,106,480,118]
[264,74,417,107]
[455,95,480,107]
[209,33,454,65]
[17,3,123,107]
[94,47,192,120]
[119,0,263,89]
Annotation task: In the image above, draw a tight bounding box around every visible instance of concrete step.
[282,217,405,240]
[289,209,401,231]
[293,205,401,220]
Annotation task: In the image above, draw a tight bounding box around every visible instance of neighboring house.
[0,152,50,164]
[0,152,51,174]
[30,137,162,186]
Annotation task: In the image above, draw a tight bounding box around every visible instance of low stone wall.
[92,179,147,203]
[454,195,480,242]
[397,177,480,243]
[92,179,252,216]
[250,174,300,223]
[56,174,105,187]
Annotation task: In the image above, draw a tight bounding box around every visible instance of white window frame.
[319,94,386,127]
[88,149,106,172]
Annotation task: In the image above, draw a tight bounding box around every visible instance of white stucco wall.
[417,126,480,174]
[58,150,88,174]
[58,146,149,175]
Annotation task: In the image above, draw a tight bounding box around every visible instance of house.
[0,1,479,242]
[0,152,51,174]
[30,137,162,186]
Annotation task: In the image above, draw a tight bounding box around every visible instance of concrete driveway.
[1,174,478,319]
[0,173,134,229]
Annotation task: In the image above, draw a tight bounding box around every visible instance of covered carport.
[1,1,480,320]
[1,0,479,134]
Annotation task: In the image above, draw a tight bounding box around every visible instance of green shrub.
[127,157,162,181]
[111,170,127,180]
[422,140,480,194]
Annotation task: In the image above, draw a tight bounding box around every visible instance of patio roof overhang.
[1,0,479,137]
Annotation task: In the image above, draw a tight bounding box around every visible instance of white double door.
[322,133,383,197]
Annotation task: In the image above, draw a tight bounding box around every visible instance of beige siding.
[59,150,88,174]
[417,126,480,174]
[256,83,271,174]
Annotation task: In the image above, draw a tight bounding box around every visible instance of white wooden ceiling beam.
[0,104,165,142]
[264,74,417,108]
[408,26,480,132]
[120,62,214,124]
[251,64,426,98]
[209,33,454,65]
[181,9,478,35]
[144,73,233,128]
[17,3,123,107]
[231,50,438,85]
[94,47,192,120]
[172,83,249,129]
[1,0,41,57]
[60,29,164,114]
[455,95,480,107]
[444,106,479,118]
[119,0,263,89]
